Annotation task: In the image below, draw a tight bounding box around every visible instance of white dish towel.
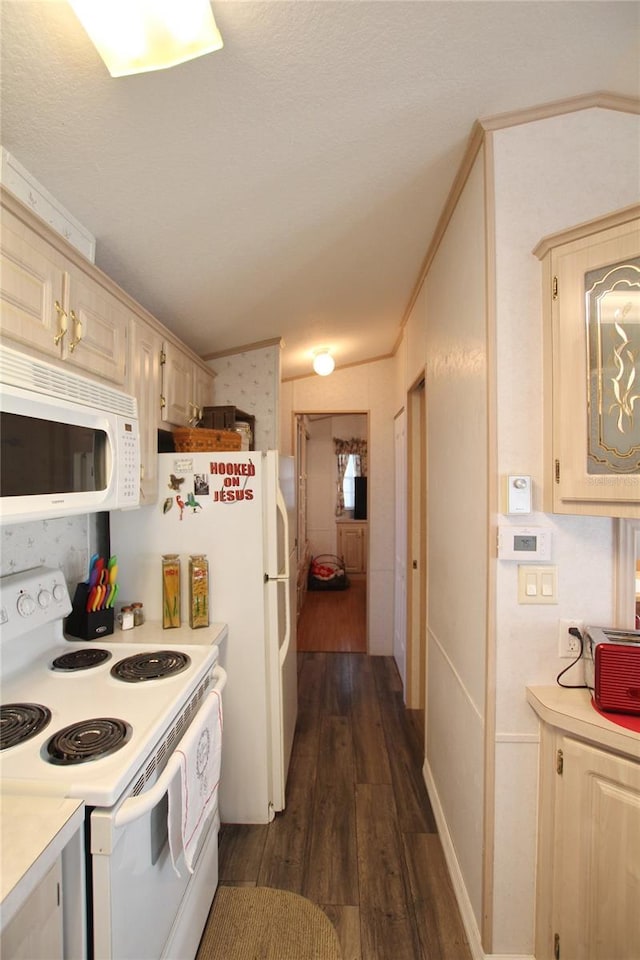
[168,688,223,875]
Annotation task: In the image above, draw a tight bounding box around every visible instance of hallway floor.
[217,652,472,960]
[297,578,367,653]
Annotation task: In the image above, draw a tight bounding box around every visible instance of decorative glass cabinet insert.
[585,257,640,476]
[535,208,640,519]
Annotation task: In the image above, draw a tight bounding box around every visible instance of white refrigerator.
[109,450,298,824]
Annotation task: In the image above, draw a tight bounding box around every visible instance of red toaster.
[584,626,640,715]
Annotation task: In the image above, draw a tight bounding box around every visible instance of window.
[334,437,367,516]
[343,454,357,511]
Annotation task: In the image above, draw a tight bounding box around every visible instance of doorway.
[294,412,368,653]
[406,376,426,711]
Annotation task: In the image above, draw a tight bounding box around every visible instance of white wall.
[423,150,489,936]
[1,514,95,594]
[280,359,395,654]
[489,106,640,954]
[392,105,639,958]
[207,342,281,450]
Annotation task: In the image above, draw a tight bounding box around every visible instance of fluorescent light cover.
[312,350,335,376]
[69,0,223,77]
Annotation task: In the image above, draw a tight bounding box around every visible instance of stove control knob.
[38,589,52,608]
[52,584,66,603]
[17,593,36,617]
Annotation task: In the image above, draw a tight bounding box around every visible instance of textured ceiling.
[1,2,638,379]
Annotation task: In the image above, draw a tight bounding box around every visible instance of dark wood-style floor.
[217,651,472,960]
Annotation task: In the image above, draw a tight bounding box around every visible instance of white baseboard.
[421,759,535,960]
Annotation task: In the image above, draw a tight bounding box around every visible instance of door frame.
[393,406,408,694]
[406,373,426,710]
[293,409,370,651]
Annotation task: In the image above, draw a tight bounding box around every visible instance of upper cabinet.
[161,341,215,428]
[1,187,217,506]
[129,318,164,505]
[1,205,128,385]
[535,207,640,519]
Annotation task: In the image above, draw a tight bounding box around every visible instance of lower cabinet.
[336,521,367,574]
[534,724,640,960]
[1,860,63,960]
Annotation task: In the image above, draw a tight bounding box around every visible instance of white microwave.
[0,345,140,524]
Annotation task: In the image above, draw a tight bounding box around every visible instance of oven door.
[89,670,226,960]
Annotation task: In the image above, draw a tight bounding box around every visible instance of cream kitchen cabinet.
[0,194,128,386]
[337,520,368,574]
[1,795,84,960]
[534,206,640,519]
[527,687,640,960]
[129,318,164,504]
[161,340,215,427]
[1,860,63,960]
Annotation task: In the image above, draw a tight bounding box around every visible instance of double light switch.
[517,565,557,604]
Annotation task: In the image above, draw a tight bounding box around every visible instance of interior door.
[265,452,298,812]
[394,408,407,696]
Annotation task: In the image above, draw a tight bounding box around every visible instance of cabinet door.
[557,737,640,959]
[130,319,163,503]
[162,342,195,426]
[1,859,63,960]
[63,267,128,385]
[0,208,67,358]
[545,216,640,516]
[339,523,367,573]
[194,363,215,415]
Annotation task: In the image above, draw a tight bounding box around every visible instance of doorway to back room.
[294,412,368,653]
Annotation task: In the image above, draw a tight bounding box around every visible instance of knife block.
[65,582,114,641]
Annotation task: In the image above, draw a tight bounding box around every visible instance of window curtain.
[333,438,367,516]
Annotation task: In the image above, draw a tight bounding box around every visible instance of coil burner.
[45,718,132,765]
[0,702,52,750]
[111,650,191,683]
[51,648,112,671]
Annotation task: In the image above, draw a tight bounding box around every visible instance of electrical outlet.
[558,619,585,658]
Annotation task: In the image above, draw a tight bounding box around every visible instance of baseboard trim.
[423,758,536,960]
[422,758,485,960]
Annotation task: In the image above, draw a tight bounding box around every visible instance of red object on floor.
[591,698,640,734]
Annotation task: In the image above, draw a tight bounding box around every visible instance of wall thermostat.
[504,475,532,514]
[497,526,552,561]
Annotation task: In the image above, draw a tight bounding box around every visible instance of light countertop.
[66,621,228,647]
[0,794,84,929]
[527,685,640,760]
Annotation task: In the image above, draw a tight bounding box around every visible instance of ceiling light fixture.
[68,0,223,78]
[312,349,335,377]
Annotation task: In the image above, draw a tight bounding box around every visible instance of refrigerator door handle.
[275,484,290,580]
[280,573,291,662]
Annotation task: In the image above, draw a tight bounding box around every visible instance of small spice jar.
[117,605,134,630]
[131,602,145,627]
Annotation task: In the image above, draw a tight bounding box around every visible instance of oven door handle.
[113,666,227,829]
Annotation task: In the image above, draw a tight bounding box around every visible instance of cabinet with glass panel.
[535,206,640,518]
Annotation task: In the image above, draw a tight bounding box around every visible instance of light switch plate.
[517,565,558,604]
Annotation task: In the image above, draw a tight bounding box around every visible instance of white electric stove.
[0,566,225,960]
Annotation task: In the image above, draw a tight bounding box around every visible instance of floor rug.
[196,885,343,960]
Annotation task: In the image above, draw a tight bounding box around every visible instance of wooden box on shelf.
[201,405,255,450]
